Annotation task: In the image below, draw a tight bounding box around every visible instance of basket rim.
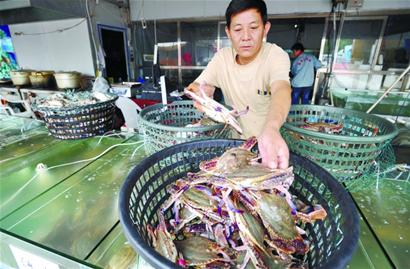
[119,138,359,269]
[283,105,398,143]
[33,95,118,113]
[138,100,227,132]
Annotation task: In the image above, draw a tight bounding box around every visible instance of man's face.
[225,8,270,65]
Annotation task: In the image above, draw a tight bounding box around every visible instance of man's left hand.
[258,127,289,169]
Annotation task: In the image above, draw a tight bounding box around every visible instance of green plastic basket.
[281,105,398,182]
[138,100,231,154]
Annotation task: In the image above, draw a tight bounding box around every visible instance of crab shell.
[224,166,294,190]
[179,187,227,223]
[174,236,227,266]
[232,196,269,255]
[179,186,221,213]
[199,137,294,190]
[255,191,309,255]
[199,136,258,174]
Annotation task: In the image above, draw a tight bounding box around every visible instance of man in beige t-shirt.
[187,0,291,169]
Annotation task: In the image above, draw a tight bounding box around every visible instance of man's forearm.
[264,80,291,131]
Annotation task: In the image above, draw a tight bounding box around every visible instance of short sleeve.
[194,52,222,88]
[268,47,291,86]
[314,56,323,69]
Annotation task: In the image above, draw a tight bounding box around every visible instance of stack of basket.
[33,93,118,140]
[281,105,398,182]
[138,100,231,154]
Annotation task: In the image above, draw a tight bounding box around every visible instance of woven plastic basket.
[119,139,359,269]
[138,100,231,154]
[281,105,398,182]
[35,97,118,140]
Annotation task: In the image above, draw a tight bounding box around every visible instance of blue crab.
[243,190,326,256]
[199,137,294,190]
[174,236,231,267]
[184,84,248,134]
[147,213,178,263]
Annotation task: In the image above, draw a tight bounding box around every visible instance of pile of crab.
[287,120,345,145]
[33,90,115,109]
[299,120,343,134]
[147,137,327,269]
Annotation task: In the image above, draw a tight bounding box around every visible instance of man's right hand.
[258,127,289,169]
[186,82,216,111]
[186,82,215,97]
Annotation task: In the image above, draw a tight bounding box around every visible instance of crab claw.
[184,88,203,104]
[296,205,327,223]
[225,116,243,135]
[240,136,258,150]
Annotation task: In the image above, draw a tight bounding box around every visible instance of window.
[218,22,231,50]
[180,21,218,66]
[321,19,341,66]
[163,69,179,90]
[157,22,178,66]
[134,20,155,79]
[181,69,203,87]
[379,14,410,70]
[133,17,328,89]
[268,18,325,57]
[334,18,384,70]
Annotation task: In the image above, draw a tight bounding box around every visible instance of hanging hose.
[317,2,344,103]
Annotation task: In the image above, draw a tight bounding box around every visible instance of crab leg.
[239,232,269,269]
[213,223,229,247]
[161,185,189,212]
[238,251,251,269]
[273,185,297,215]
[240,136,258,149]
[230,105,249,117]
[147,213,179,263]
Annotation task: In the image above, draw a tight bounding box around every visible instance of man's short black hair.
[225,0,268,28]
[291,43,305,52]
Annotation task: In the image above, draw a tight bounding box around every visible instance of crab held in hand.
[200,136,294,190]
[184,83,248,134]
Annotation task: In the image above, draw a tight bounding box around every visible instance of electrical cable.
[0,140,144,210]
[13,19,87,36]
[135,0,147,29]
[85,0,100,70]
[97,131,134,144]
[135,0,145,20]
[319,2,344,102]
[317,5,336,102]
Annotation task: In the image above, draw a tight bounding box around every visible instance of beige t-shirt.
[195,42,290,138]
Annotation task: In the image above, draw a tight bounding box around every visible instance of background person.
[290,43,322,104]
